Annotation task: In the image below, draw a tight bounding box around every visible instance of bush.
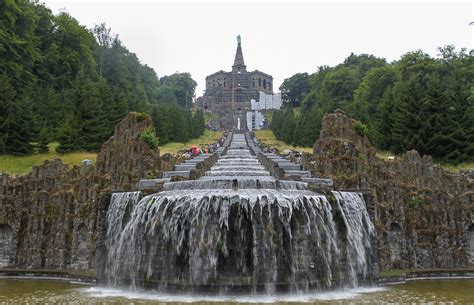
[354,121,369,137]
[141,127,159,149]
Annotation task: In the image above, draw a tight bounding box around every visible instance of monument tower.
[196,35,274,130]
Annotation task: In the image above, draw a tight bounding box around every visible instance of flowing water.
[3,134,473,301]
[1,278,473,304]
[99,133,377,293]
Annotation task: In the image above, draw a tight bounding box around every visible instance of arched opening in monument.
[468,224,474,265]
[263,79,266,89]
[0,224,12,267]
[388,222,403,269]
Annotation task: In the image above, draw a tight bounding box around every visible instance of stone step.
[277,163,301,170]
[163,171,190,178]
[185,158,206,163]
[284,170,311,177]
[265,155,283,159]
[138,178,170,191]
[302,178,334,186]
[174,164,197,171]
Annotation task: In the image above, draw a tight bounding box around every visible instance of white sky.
[42,0,473,97]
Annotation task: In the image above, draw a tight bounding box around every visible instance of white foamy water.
[84,286,387,303]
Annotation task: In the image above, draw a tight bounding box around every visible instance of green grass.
[376,151,399,160]
[0,143,97,176]
[440,162,474,173]
[254,129,313,153]
[159,130,223,155]
[376,150,474,173]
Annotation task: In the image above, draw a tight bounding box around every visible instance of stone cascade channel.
[101,133,377,294]
[162,134,306,191]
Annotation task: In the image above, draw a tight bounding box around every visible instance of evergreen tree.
[0,77,36,155]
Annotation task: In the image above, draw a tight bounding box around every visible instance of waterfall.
[104,190,342,292]
[102,133,376,293]
[104,191,142,286]
[333,191,375,287]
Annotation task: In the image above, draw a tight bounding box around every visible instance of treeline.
[273,47,473,164]
[0,0,201,155]
[151,103,205,145]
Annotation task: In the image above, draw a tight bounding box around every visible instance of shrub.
[141,127,159,149]
[354,121,369,137]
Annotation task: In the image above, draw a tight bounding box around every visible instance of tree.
[279,73,311,107]
[159,73,197,109]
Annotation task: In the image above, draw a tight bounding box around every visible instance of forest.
[274,48,473,164]
[0,0,204,155]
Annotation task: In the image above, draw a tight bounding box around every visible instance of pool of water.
[0,278,473,304]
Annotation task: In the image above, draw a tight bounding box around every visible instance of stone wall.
[0,112,166,271]
[302,109,474,270]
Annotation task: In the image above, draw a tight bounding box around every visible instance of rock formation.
[0,112,169,271]
[302,109,474,270]
[1,109,472,278]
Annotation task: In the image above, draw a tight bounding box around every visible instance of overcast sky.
[42,0,473,96]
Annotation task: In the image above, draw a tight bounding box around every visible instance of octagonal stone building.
[196,36,275,130]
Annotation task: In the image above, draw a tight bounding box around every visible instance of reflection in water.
[0,279,473,304]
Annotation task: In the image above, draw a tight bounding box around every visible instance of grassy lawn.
[0,143,97,176]
[254,129,313,153]
[159,130,223,155]
[377,150,473,173]
[440,162,474,173]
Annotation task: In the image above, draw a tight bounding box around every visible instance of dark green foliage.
[270,107,297,145]
[36,126,50,153]
[150,104,205,145]
[141,127,159,149]
[56,118,79,153]
[191,111,206,139]
[275,47,473,164]
[354,121,369,137]
[158,73,197,109]
[279,73,311,107]
[0,1,204,155]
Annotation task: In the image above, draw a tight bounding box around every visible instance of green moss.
[133,112,151,122]
[407,197,425,208]
[380,269,410,277]
[66,269,96,278]
[357,152,367,161]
